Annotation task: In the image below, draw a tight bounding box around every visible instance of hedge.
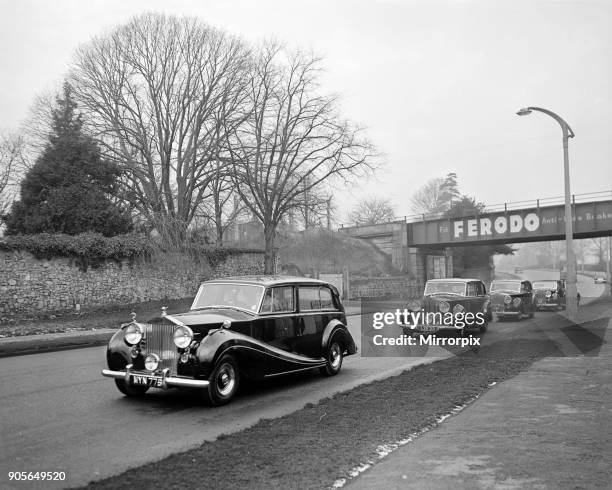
[0,232,264,266]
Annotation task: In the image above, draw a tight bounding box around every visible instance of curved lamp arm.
[517,106,575,138]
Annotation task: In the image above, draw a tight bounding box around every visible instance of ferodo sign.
[408,200,612,246]
[453,213,540,238]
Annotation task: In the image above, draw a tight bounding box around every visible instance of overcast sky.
[1,0,610,222]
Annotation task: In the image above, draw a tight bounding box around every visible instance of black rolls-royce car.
[402,278,492,335]
[533,279,566,311]
[102,276,356,405]
[490,279,535,320]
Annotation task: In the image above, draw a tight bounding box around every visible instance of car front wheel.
[206,355,240,406]
[320,340,343,376]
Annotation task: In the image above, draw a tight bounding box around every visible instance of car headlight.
[504,295,512,305]
[453,304,465,314]
[144,353,160,371]
[512,297,522,307]
[124,323,143,345]
[173,325,194,349]
[439,301,450,313]
[545,291,552,298]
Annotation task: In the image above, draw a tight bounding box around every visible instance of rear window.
[299,286,336,311]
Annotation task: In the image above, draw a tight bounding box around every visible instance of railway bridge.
[340,191,612,284]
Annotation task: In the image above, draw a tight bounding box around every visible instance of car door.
[522,281,534,313]
[297,285,339,358]
[466,281,482,315]
[258,285,299,353]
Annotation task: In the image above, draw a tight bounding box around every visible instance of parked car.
[532,279,566,310]
[594,276,606,284]
[102,276,356,405]
[402,278,491,335]
[489,279,535,320]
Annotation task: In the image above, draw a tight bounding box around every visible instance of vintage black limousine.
[402,278,492,335]
[102,276,356,405]
[490,279,535,320]
[533,279,566,310]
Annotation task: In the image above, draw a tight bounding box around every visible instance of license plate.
[131,374,163,387]
[419,325,439,333]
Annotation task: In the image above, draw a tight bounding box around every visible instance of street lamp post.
[517,106,578,322]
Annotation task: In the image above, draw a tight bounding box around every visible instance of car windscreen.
[533,281,558,290]
[191,283,264,313]
[490,281,521,292]
[424,282,466,296]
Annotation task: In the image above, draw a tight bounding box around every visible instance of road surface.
[0,302,600,489]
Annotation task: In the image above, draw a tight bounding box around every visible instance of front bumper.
[102,364,210,389]
[494,310,521,317]
[535,302,560,309]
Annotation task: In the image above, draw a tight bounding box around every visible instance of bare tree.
[347,196,395,225]
[410,172,460,216]
[225,44,376,272]
[590,237,609,267]
[70,13,250,238]
[0,132,26,218]
[198,162,246,246]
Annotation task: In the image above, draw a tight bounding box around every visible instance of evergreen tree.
[4,83,132,236]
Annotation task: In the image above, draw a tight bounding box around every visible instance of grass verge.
[81,334,566,490]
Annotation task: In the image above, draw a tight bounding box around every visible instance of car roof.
[491,279,524,283]
[426,278,482,283]
[203,275,331,287]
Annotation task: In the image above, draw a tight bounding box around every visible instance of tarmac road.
[0,313,455,490]
[0,302,599,490]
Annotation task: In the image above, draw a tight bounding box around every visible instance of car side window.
[299,287,320,310]
[320,287,334,309]
[466,283,477,297]
[260,286,294,313]
[477,282,486,296]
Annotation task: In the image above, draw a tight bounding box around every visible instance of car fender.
[195,329,268,377]
[322,319,357,355]
[106,328,132,369]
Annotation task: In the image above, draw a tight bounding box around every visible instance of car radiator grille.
[141,324,179,374]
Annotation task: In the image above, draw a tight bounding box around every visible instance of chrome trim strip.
[102,369,210,389]
[264,364,326,378]
[216,343,327,366]
[257,309,341,318]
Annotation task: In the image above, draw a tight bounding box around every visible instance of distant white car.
[594,277,606,284]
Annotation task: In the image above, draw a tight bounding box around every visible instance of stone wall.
[0,249,266,318]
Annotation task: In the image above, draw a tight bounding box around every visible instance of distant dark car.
[533,279,566,311]
[490,279,535,320]
[402,278,491,335]
[102,276,356,405]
